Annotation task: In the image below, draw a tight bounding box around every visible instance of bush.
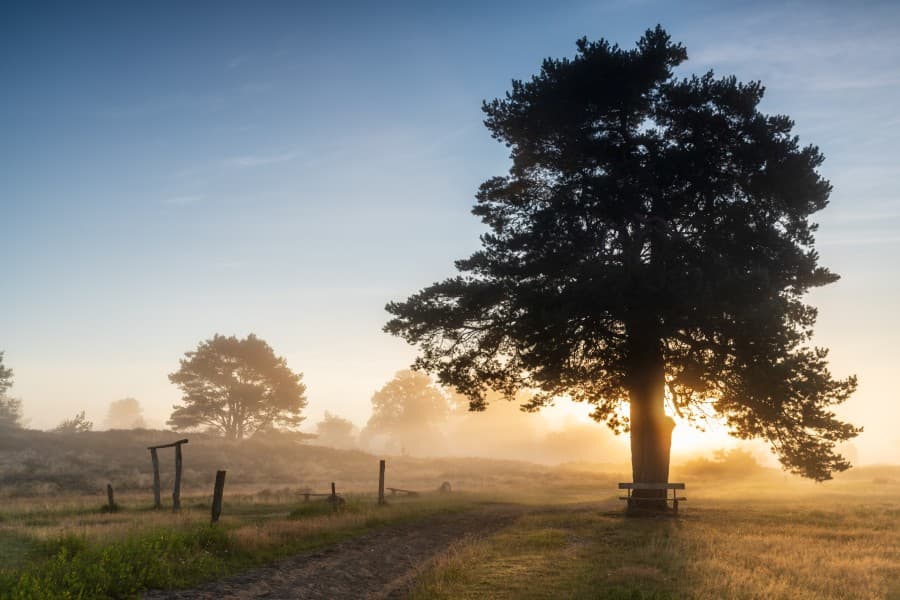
[679,449,763,480]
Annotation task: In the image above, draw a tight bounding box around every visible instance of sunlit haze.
[2,1,898,465]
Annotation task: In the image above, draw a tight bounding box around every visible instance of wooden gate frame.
[148,438,188,511]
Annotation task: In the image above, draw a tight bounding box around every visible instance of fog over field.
[2,0,900,469]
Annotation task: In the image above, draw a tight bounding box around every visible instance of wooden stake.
[150,448,161,509]
[378,459,386,505]
[211,470,226,524]
[173,442,183,512]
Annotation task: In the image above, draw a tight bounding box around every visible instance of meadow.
[0,429,897,599]
[411,481,900,600]
[0,489,486,598]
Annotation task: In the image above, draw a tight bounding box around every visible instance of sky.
[2,0,898,464]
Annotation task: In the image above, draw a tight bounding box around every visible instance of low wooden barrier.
[618,482,686,512]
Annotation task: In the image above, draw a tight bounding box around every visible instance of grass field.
[2,481,897,599]
[0,490,479,599]
[411,483,900,600]
[0,430,897,599]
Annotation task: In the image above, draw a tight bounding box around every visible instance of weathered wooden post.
[147,438,189,511]
[107,483,116,511]
[150,448,161,509]
[211,470,226,524]
[331,481,337,512]
[173,442,183,511]
[378,459,386,505]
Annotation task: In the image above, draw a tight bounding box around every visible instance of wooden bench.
[301,492,333,502]
[618,482,686,512]
[386,487,419,497]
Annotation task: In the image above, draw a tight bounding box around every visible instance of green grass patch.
[0,526,230,599]
[0,492,481,599]
[0,531,40,571]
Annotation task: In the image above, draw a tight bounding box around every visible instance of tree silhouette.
[385,27,859,499]
[0,352,23,430]
[315,411,359,449]
[53,410,93,434]
[104,397,146,429]
[168,334,307,440]
[361,370,450,455]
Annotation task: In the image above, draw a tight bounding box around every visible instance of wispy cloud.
[226,54,250,70]
[239,81,274,95]
[214,259,249,271]
[224,152,297,168]
[822,211,900,223]
[819,236,900,246]
[685,3,900,94]
[99,93,223,119]
[163,194,203,206]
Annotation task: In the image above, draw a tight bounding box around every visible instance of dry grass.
[411,481,900,600]
[1,429,897,598]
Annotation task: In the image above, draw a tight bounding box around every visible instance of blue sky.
[2,1,899,462]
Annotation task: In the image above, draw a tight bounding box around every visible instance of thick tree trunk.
[626,329,675,513]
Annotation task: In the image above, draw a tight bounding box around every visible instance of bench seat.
[618,482,687,513]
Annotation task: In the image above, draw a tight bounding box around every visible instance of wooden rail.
[147,439,189,450]
[386,487,420,497]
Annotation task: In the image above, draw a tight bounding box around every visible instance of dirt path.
[143,504,526,600]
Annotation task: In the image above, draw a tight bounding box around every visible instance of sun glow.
[669,419,737,455]
[539,397,738,458]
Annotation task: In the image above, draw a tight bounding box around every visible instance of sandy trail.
[143,503,525,600]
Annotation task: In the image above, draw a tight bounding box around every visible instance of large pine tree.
[385,27,859,502]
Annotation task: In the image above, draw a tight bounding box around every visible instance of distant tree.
[361,370,450,455]
[0,352,12,397]
[53,410,93,434]
[314,412,359,449]
[0,352,23,430]
[0,396,23,430]
[104,397,146,429]
[168,334,307,440]
[680,448,763,480]
[385,27,859,503]
[250,424,317,443]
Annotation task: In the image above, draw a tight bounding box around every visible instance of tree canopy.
[361,370,450,455]
[168,334,307,440]
[104,397,146,429]
[385,26,859,481]
[53,410,93,434]
[315,411,359,449]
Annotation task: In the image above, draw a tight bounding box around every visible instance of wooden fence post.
[150,448,161,509]
[378,460,386,505]
[173,442,183,512]
[211,470,226,524]
[107,483,116,511]
[331,481,337,512]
